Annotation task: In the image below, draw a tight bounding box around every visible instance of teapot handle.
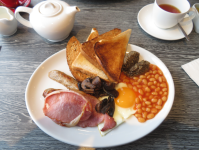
[15,7,33,28]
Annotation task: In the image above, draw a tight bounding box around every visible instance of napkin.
[181,58,199,86]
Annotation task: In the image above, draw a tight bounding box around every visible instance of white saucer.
[137,4,193,40]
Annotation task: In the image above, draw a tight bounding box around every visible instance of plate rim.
[137,3,193,41]
[25,44,175,148]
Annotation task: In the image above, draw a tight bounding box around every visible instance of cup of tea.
[152,0,196,29]
[0,0,19,8]
[192,3,199,33]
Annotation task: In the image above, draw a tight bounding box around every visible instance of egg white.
[98,83,137,136]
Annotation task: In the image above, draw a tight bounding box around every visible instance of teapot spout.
[68,6,80,15]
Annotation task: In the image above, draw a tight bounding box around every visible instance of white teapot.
[15,0,80,42]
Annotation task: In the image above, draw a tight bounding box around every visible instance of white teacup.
[152,0,196,29]
[192,3,199,33]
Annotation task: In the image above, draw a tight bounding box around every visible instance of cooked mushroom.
[81,78,96,89]
[103,88,119,98]
[92,76,101,89]
[103,82,116,90]
[95,98,108,113]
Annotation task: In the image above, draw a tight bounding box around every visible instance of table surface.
[0,0,199,149]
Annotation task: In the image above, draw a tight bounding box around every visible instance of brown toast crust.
[94,29,132,82]
[81,28,121,71]
[86,28,99,41]
[66,36,96,82]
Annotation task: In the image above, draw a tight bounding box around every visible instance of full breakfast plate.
[25,44,175,147]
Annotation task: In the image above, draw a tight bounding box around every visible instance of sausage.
[43,88,61,98]
[48,70,78,90]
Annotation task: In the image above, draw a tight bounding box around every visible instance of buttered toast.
[81,28,121,70]
[94,29,132,82]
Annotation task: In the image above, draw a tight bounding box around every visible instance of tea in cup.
[152,0,196,29]
[0,0,19,8]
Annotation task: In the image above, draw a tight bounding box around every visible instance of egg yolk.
[115,87,136,108]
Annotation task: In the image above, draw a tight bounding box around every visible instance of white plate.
[137,4,193,40]
[25,44,175,148]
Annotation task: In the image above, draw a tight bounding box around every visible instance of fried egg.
[98,83,137,136]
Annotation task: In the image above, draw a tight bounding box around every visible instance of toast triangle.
[81,28,121,70]
[94,29,132,82]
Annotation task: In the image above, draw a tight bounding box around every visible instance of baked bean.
[163,92,168,96]
[138,89,144,95]
[138,79,142,83]
[137,85,142,88]
[138,117,146,123]
[157,99,162,106]
[142,102,146,107]
[143,98,147,102]
[155,74,159,79]
[148,105,152,108]
[151,98,158,103]
[138,95,143,100]
[154,81,157,85]
[153,70,157,74]
[135,98,140,103]
[159,91,163,95]
[137,109,142,113]
[146,108,151,112]
[158,70,163,75]
[133,82,139,85]
[145,87,151,92]
[151,85,156,89]
[151,75,154,77]
[149,95,153,99]
[162,76,166,81]
[149,70,153,73]
[128,84,133,88]
[157,83,160,86]
[156,105,162,109]
[142,107,146,111]
[147,113,155,119]
[135,114,142,118]
[152,65,156,70]
[133,86,138,92]
[152,92,158,95]
[151,108,158,113]
[146,93,150,96]
[162,88,167,92]
[142,79,148,85]
[145,72,150,76]
[142,112,147,118]
[133,77,139,80]
[160,83,166,88]
[136,104,142,109]
[145,101,151,105]
[149,78,155,81]
[140,75,146,79]
[162,96,167,101]
[159,77,162,82]
[147,75,151,79]
[155,87,160,92]
[148,82,153,86]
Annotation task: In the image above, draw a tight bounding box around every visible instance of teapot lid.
[39,1,62,17]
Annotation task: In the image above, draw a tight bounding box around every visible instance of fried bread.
[94,29,132,82]
[81,28,121,70]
